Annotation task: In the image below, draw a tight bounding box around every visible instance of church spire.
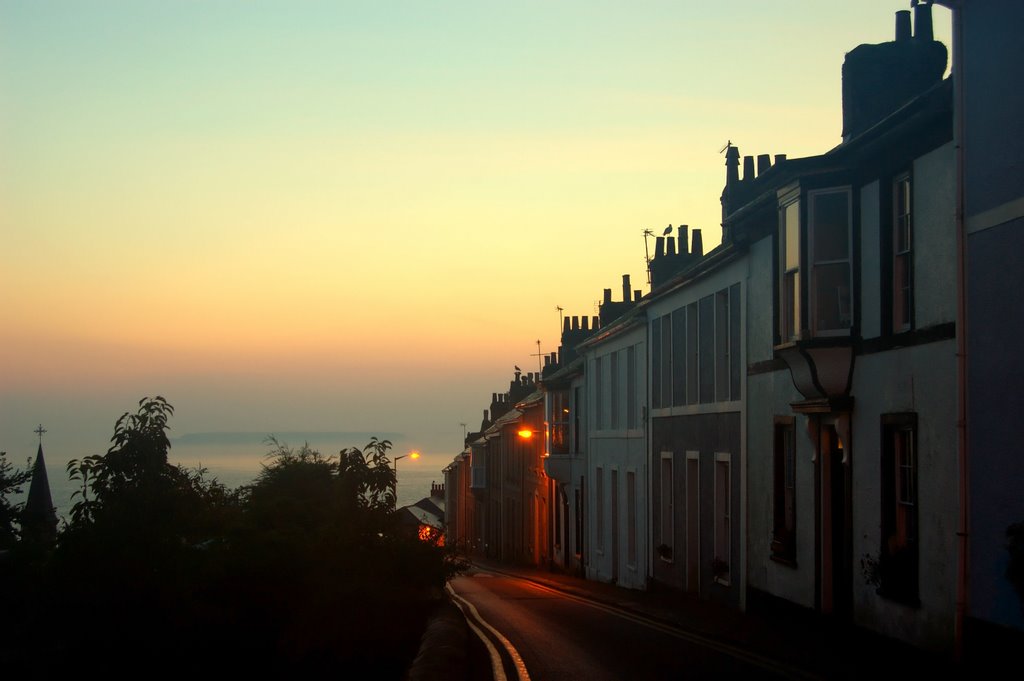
[23,425,57,545]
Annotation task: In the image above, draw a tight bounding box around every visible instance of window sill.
[770,553,798,569]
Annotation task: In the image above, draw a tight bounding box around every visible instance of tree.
[0,451,30,551]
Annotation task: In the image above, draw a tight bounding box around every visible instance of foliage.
[0,451,31,550]
[14,401,458,676]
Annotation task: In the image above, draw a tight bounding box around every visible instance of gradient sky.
[0,1,951,467]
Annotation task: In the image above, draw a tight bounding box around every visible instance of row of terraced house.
[443,1,1023,659]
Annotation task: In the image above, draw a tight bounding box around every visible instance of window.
[596,466,605,552]
[729,283,741,400]
[626,345,637,430]
[780,198,801,341]
[661,313,672,407]
[551,390,569,455]
[809,188,852,334]
[573,386,582,451]
[880,414,918,603]
[699,295,715,403]
[686,302,698,404]
[627,471,637,567]
[715,289,730,401]
[672,308,686,406]
[610,351,620,430]
[714,453,731,584]
[660,453,673,560]
[893,174,913,332]
[651,317,662,409]
[595,356,604,431]
[771,418,797,564]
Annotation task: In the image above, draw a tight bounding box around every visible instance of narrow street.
[448,568,806,681]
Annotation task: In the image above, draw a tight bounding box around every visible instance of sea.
[14,432,451,524]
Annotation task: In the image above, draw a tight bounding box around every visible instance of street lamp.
[393,450,420,509]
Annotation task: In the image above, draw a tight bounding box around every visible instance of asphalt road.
[449,570,794,681]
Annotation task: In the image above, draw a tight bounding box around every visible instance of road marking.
[478,570,822,681]
[447,582,532,681]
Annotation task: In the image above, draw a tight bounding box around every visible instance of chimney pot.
[572,315,579,331]
[592,315,600,329]
[679,225,689,255]
[757,153,771,175]
[774,153,787,165]
[563,316,572,334]
[666,236,676,257]
[914,1,934,42]
[655,236,665,258]
[692,228,704,257]
[634,289,642,302]
[622,274,631,303]
[582,316,589,331]
[603,288,612,304]
[895,10,911,42]
[743,155,755,181]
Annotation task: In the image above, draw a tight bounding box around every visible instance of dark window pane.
[651,317,662,409]
[699,295,715,403]
[672,308,686,406]
[729,283,741,400]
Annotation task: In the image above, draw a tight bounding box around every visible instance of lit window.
[780,198,801,341]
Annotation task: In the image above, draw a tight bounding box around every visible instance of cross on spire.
[34,424,47,445]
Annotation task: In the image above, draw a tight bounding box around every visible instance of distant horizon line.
[171,431,406,445]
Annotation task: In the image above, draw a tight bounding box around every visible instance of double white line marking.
[446,582,532,681]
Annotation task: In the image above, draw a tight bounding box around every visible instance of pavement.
[408,558,965,680]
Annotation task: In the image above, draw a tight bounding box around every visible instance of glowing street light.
[393,450,420,509]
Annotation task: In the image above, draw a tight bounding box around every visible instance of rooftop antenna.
[556,305,564,335]
[529,339,544,377]
[643,229,654,285]
[719,139,733,155]
[459,422,467,441]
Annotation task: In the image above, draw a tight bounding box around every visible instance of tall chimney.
[692,229,704,257]
[895,10,911,42]
[679,225,689,254]
[603,288,612,304]
[725,145,740,186]
[622,274,631,303]
[743,155,755,181]
[757,154,771,175]
[914,1,934,42]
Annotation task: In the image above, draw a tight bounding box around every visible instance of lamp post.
[393,450,420,509]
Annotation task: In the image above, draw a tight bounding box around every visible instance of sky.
[0,1,952,470]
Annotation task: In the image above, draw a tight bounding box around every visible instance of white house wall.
[647,254,746,607]
[913,142,956,328]
[850,341,958,650]
[587,324,648,590]
[746,236,817,610]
